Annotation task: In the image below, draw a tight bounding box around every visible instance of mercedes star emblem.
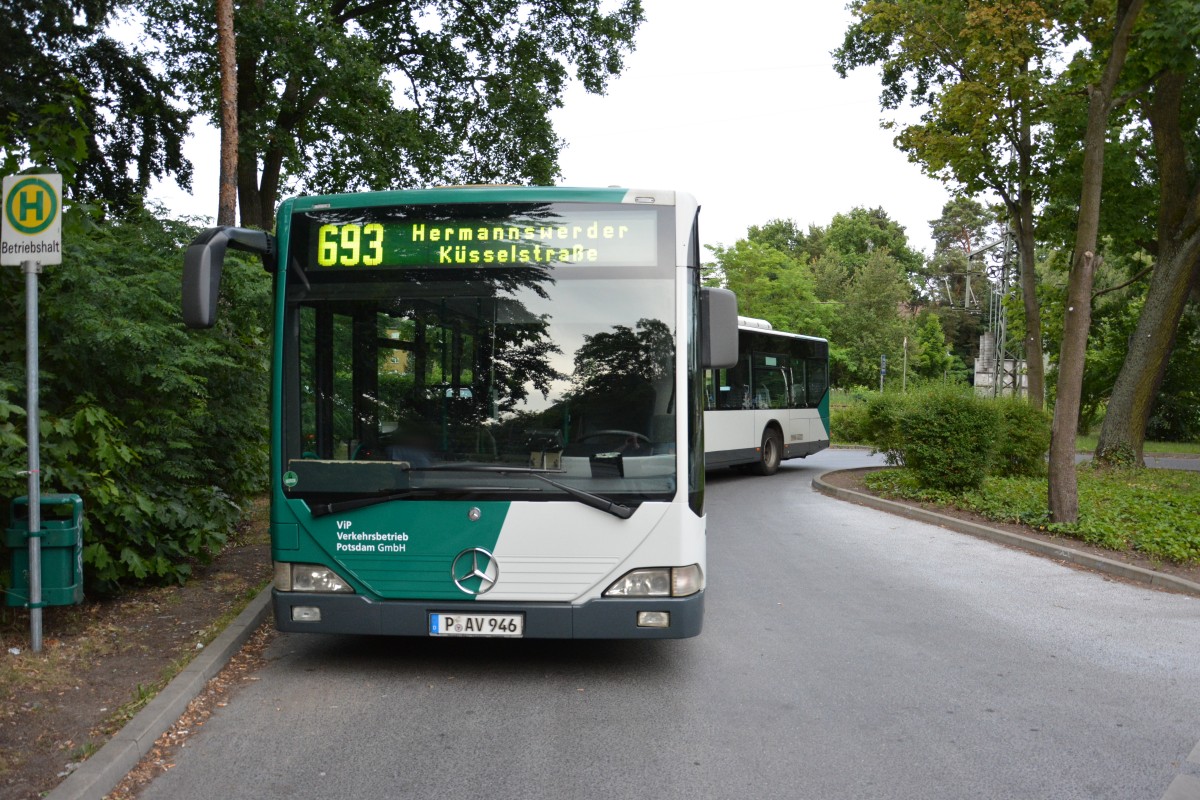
[451,547,499,595]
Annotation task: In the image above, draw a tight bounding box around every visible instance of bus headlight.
[603,564,704,598]
[275,562,354,593]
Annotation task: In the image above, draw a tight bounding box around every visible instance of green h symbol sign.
[5,177,58,235]
[18,188,45,222]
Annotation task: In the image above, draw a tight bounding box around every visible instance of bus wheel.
[752,428,783,476]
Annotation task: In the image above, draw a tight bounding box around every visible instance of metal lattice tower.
[971,231,1024,398]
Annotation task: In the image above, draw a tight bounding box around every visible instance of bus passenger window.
[792,361,807,408]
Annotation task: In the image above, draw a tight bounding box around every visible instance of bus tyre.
[752,428,783,476]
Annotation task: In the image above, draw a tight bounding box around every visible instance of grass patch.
[1075,435,1200,456]
[865,464,1200,565]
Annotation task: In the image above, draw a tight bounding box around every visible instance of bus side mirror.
[182,227,276,328]
[700,287,738,369]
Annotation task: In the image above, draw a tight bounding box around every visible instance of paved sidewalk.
[45,587,273,800]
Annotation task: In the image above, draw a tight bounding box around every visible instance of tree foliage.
[819,206,925,293]
[909,311,954,380]
[1,0,192,210]
[835,0,1068,197]
[832,249,914,387]
[140,0,645,227]
[745,218,825,265]
[705,239,833,339]
[834,0,1062,407]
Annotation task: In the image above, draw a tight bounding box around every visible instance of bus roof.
[282,186,687,213]
[736,316,827,344]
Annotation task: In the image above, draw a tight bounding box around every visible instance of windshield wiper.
[529,473,634,520]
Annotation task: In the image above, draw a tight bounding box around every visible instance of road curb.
[47,585,274,800]
[813,469,1200,600]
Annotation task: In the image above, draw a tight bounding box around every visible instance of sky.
[148,1,954,256]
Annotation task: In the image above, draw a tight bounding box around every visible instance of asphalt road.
[137,449,1200,800]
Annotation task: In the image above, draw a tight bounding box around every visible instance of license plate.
[429,612,524,637]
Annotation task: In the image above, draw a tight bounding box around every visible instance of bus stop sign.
[2,174,62,266]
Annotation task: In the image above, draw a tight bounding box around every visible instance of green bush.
[830,402,870,445]
[861,391,914,466]
[901,387,999,491]
[0,209,270,591]
[1147,390,1200,443]
[993,395,1051,477]
[858,387,1054,491]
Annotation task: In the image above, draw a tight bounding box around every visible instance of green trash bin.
[5,494,84,607]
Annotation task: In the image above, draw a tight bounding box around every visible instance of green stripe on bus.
[819,389,831,436]
[283,500,510,601]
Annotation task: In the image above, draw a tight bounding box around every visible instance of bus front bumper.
[272,589,703,639]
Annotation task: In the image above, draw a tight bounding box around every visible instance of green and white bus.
[183,186,737,639]
[703,317,829,475]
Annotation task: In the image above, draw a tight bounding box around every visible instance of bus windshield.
[281,202,678,506]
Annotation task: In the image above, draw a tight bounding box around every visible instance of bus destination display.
[307,208,658,270]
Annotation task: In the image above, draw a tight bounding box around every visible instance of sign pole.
[3,173,62,654]
[24,259,43,652]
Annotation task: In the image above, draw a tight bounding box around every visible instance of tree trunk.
[1013,69,1044,410]
[216,0,238,227]
[236,153,262,229]
[257,141,284,230]
[1047,0,1144,524]
[1096,245,1198,464]
[1095,71,1200,466]
[234,46,263,229]
[1049,250,1096,522]
[1016,188,1044,409]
